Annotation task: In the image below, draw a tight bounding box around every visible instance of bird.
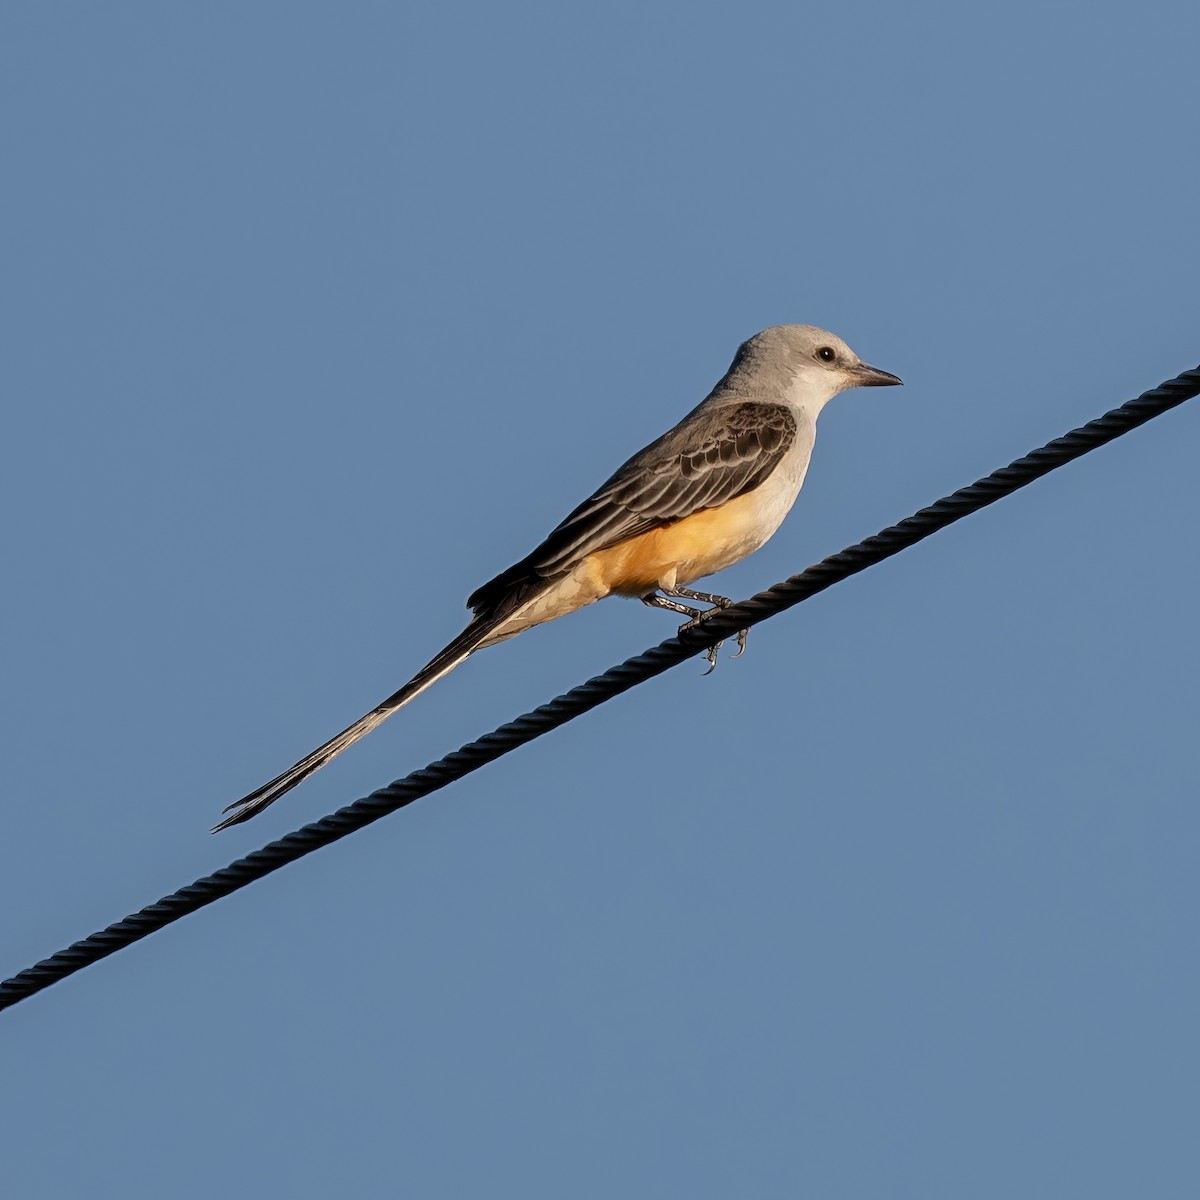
[214,325,901,831]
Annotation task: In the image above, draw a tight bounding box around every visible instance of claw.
[731,628,749,659]
[702,640,723,675]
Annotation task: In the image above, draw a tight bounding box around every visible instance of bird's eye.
[817,346,836,363]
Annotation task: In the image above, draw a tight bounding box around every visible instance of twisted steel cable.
[2,363,1198,1014]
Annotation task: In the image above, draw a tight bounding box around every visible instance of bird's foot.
[650,587,747,674]
[678,610,747,675]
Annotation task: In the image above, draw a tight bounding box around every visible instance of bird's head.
[737,324,902,411]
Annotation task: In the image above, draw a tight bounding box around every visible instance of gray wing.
[468,401,798,617]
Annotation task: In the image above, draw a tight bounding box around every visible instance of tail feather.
[212,617,500,832]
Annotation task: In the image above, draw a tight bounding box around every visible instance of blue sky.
[2,3,1198,1196]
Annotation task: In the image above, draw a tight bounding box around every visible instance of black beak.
[851,361,903,388]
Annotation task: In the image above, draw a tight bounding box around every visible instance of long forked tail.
[212,617,501,832]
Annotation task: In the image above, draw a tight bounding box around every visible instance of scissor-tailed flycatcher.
[214,325,900,830]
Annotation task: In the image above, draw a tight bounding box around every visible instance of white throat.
[785,369,842,419]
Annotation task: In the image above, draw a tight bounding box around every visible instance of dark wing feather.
[468,402,797,620]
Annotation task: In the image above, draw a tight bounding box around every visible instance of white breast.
[741,416,817,549]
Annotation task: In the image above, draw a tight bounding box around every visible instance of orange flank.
[585,487,772,596]
[478,484,790,649]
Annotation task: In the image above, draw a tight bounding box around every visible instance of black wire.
[3,364,1198,1015]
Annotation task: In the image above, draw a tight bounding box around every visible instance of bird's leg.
[641,591,723,673]
[662,585,733,609]
[640,592,705,621]
[661,586,750,667]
